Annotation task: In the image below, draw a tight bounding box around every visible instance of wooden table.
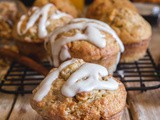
[0,27,160,120]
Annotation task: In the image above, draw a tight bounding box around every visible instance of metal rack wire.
[0,50,160,95]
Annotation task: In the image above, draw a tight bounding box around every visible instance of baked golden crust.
[0,1,18,22]
[0,1,18,39]
[86,0,138,20]
[101,8,152,44]
[30,60,127,120]
[33,0,80,17]
[87,1,151,44]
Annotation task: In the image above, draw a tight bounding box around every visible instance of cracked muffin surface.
[30,59,127,120]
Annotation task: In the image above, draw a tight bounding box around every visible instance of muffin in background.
[13,3,73,60]
[86,0,138,20]
[33,0,80,17]
[45,18,124,73]
[86,0,152,62]
[0,1,19,39]
[30,59,127,120]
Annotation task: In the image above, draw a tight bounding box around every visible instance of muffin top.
[0,1,18,22]
[15,3,72,43]
[33,0,80,17]
[101,7,152,44]
[46,18,124,67]
[31,59,127,120]
[0,1,19,39]
[86,0,138,20]
[86,0,152,44]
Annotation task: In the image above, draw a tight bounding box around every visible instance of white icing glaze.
[46,18,124,67]
[51,10,70,19]
[17,15,26,35]
[33,59,77,101]
[61,63,119,97]
[60,45,71,61]
[17,3,72,38]
[33,59,119,101]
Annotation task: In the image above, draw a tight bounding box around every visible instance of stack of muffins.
[1,0,153,119]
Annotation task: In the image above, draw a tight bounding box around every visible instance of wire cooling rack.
[0,50,160,95]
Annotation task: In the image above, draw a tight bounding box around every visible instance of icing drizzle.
[17,3,72,38]
[33,59,77,101]
[46,18,124,67]
[33,59,119,101]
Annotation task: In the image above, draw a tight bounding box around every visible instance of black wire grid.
[0,50,160,95]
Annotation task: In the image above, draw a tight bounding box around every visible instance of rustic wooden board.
[122,107,131,120]
[9,94,43,120]
[128,89,160,120]
[0,93,15,120]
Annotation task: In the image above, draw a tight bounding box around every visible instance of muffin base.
[15,41,48,61]
[41,109,124,120]
[120,39,150,63]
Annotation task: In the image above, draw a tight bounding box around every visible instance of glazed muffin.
[30,59,127,120]
[33,0,80,17]
[13,3,73,60]
[45,18,124,73]
[86,0,152,62]
[0,1,18,39]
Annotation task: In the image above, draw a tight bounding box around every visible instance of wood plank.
[0,93,15,120]
[122,107,131,120]
[128,89,160,120]
[9,94,43,120]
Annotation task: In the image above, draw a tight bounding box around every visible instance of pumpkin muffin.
[30,59,127,120]
[0,1,19,39]
[13,3,73,60]
[45,18,124,73]
[33,0,80,17]
[86,0,152,62]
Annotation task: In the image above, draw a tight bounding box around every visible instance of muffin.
[33,0,80,17]
[86,0,138,20]
[13,3,73,60]
[0,1,19,39]
[86,0,152,62]
[30,59,127,120]
[45,18,124,73]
